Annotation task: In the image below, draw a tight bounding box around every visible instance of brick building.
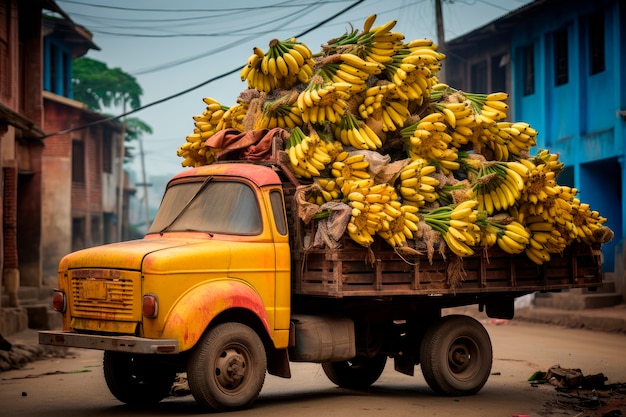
[1,0,131,334]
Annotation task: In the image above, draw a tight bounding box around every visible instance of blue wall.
[510,0,623,271]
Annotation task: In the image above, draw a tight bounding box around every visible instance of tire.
[187,322,267,412]
[419,315,492,396]
[103,351,176,406]
[322,355,387,389]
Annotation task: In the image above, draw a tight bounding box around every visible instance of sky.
[53,0,534,198]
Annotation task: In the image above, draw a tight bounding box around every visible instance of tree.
[72,57,151,161]
[72,57,142,111]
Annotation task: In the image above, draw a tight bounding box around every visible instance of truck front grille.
[70,269,140,321]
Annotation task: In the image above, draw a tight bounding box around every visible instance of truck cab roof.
[170,162,283,188]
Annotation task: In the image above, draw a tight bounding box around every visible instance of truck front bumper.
[39,330,179,354]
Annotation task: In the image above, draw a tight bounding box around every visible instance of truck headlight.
[142,294,158,318]
[52,290,66,313]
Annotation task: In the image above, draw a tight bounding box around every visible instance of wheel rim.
[447,336,479,378]
[214,345,249,393]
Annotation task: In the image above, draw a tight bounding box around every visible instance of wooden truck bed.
[292,235,603,298]
[274,159,604,299]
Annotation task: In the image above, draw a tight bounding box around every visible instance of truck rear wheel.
[187,322,266,411]
[322,355,387,389]
[103,351,176,405]
[419,315,492,396]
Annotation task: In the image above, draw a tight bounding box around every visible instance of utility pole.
[434,0,446,82]
[116,100,126,241]
[137,136,151,232]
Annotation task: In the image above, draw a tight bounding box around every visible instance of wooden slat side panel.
[293,239,603,297]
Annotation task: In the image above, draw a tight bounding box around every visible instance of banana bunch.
[221,101,248,131]
[258,104,302,129]
[493,219,531,255]
[323,16,399,66]
[240,47,277,93]
[401,112,454,161]
[534,149,564,175]
[467,161,526,214]
[388,39,445,103]
[521,214,559,264]
[431,85,477,125]
[479,123,512,161]
[518,182,574,225]
[177,133,215,168]
[334,113,382,150]
[358,83,390,117]
[405,38,445,72]
[571,198,609,245]
[380,98,411,132]
[316,52,384,95]
[345,180,397,247]
[423,200,480,257]
[177,97,229,167]
[261,38,315,83]
[330,152,371,194]
[297,76,352,124]
[286,126,332,178]
[464,91,509,125]
[306,178,341,206]
[518,156,558,207]
[498,121,538,156]
[193,97,229,136]
[377,201,420,247]
[396,158,439,207]
[323,138,345,161]
[362,19,404,65]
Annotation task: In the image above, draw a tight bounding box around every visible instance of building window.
[588,12,605,75]
[72,217,86,251]
[554,28,569,86]
[44,38,73,97]
[470,60,488,93]
[103,132,113,174]
[72,140,85,184]
[490,54,507,93]
[522,45,535,96]
[0,2,10,99]
[91,216,101,245]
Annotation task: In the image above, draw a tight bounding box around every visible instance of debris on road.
[530,366,626,416]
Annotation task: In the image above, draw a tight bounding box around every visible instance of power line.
[131,4,313,75]
[43,0,366,139]
[57,0,309,13]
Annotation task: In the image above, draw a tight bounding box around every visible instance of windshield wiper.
[159,176,213,235]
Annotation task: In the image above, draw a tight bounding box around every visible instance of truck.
[39,144,605,412]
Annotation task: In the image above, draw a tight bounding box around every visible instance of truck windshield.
[147,180,263,235]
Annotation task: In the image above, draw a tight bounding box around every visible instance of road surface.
[1,320,625,417]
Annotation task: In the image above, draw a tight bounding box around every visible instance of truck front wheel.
[322,355,387,389]
[103,351,176,405]
[419,315,492,396]
[187,322,267,411]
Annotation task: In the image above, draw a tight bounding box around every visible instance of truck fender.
[161,280,271,352]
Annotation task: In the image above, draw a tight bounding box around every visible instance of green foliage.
[73,57,152,163]
[72,57,143,111]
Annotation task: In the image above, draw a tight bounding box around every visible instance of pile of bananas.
[175,13,612,264]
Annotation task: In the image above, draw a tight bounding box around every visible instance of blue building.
[445,0,625,275]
